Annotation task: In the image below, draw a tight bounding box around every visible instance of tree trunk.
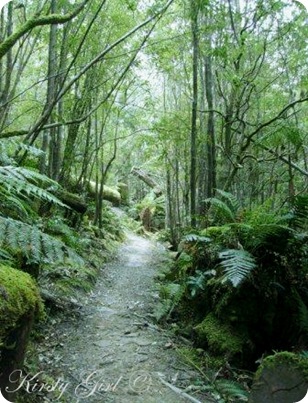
[131,167,162,196]
[190,0,199,228]
[204,52,216,198]
[40,0,57,176]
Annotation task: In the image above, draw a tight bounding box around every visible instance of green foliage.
[177,348,249,402]
[211,379,249,402]
[0,216,83,267]
[183,233,211,243]
[154,282,185,321]
[187,269,215,297]
[176,251,193,278]
[187,270,206,297]
[290,194,308,229]
[160,192,308,370]
[39,262,97,297]
[0,165,66,218]
[204,189,241,223]
[219,249,257,287]
[45,216,82,250]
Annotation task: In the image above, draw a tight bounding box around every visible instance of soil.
[33,220,204,403]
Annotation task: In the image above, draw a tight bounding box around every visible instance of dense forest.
[0,0,307,402]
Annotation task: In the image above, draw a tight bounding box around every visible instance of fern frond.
[155,283,185,321]
[183,233,211,243]
[0,166,66,208]
[0,248,13,264]
[247,224,292,250]
[292,288,308,334]
[204,197,235,222]
[219,249,257,287]
[0,184,33,218]
[215,379,249,401]
[215,189,240,213]
[15,142,46,157]
[291,194,308,229]
[0,216,83,265]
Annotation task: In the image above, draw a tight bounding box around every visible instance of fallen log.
[86,180,121,206]
[54,188,87,214]
[131,167,162,197]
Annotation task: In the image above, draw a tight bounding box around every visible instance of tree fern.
[290,194,308,229]
[204,197,236,223]
[215,189,240,213]
[219,249,257,287]
[245,223,292,251]
[0,165,66,210]
[0,248,13,264]
[0,216,83,265]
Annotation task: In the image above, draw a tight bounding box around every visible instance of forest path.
[44,222,201,403]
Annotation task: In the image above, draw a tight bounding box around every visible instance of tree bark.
[190,0,199,227]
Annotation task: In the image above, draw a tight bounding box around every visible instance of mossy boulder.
[0,265,44,399]
[194,313,244,359]
[249,352,308,403]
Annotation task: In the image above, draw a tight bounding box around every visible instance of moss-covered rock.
[0,265,44,340]
[0,265,44,399]
[249,352,308,403]
[194,313,244,358]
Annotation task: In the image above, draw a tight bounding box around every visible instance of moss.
[0,265,44,344]
[201,225,231,239]
[177,347,208,370]
[194,313,244,356]
[256,352,308,381]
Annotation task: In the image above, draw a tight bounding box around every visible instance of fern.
[0,248,13,264]
[219,249,257,287]
[292,288,308,335]
[246,223,292,251]
[204,197,236,222]
[215,189,240,214]
[187,270,215,297]
[0,165,66,209]
[154,283,184,321]
[183,233,211,243]
[291,194,308,229]
[0,216,83,265]
[214,379,249,401]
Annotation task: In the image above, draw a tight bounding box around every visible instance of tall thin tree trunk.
[204,52,216,198]
[190,0,199,227]
[40,0,57,176]
[0,2,13,126]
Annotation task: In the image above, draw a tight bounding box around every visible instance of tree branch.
[0,0,90,60]
[246,97,308,141]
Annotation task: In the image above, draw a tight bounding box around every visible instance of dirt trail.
[42,228,202,403]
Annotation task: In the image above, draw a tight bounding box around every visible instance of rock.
[249,352,308,403]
